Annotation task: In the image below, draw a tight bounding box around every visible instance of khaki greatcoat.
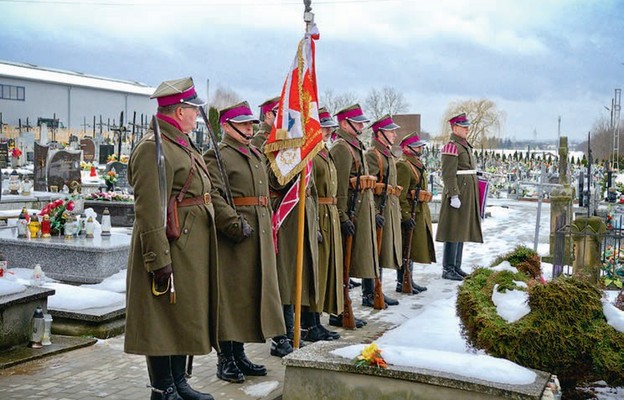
[365,139,402,270]
[312,147,344,315]
[397,155,436,263]
[204,134,285,343]
[269,166,319,309]
[435,134,483,243]
[125,118,219,356]
[330,128,378,279]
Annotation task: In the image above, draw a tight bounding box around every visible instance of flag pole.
[293,0,315,350]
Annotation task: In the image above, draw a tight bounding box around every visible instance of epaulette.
[441,142,458,156]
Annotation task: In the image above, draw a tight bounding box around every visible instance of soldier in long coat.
[364,114,402,307]
[329,104,378,328]
[250,96,279,150]
[268,146,319,356]
[396,133,435,294]
[125,77,216,400]
[204,101,285,383]
[435,113,483,280]
[306,107,343,341]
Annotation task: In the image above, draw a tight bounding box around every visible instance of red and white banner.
[265,24,324,186]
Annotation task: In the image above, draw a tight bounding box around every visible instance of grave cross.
[23,118,33,132]
[81,117,90,137]
[109,111,127,160]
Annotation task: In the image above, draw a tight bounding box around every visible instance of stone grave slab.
[0,142,8,169]
[106,161,129,191]
[0,228,130,284]
[47,149,81,191]
[99,144,114,165]
[282,341,551,400]
[33,142,49,192]
[0,286,55,350]
[80,138,96,163]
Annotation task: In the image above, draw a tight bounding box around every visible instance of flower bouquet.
[39,198,76,235]
[89,190,133,202]
[355,343,387,369]
[10,147,22,158]
[103,170,118,191]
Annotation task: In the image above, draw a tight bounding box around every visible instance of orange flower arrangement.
[355,343,387,369]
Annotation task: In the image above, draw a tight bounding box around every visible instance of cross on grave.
[128,111,139,152]
[81,117,90,137]
[109,112,127,160]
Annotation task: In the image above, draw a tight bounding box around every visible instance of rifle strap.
[374,149,384,182]
[407,160,425,189]
[335,138,360,174]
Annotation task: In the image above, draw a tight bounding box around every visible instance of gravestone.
[105,161,129,190]
[47,149,81,191]
[80,138,96,163]
[99,144,114,165]
[34,142,49,191]
[0,142,8,169]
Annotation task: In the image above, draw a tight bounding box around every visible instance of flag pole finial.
[303,0,314,32]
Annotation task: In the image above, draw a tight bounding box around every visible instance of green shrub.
[457,265,624,395]
[490,245,542,279]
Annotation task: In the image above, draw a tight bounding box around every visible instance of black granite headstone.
[34,142,49,191]
[106,161,129,190]
[80,138,96,163]
[47,150,81,191]
[99,144,115,165]
[0,142,8,169]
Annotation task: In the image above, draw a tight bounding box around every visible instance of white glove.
[450,196,461,209]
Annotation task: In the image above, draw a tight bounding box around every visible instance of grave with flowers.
[0,196,129,284]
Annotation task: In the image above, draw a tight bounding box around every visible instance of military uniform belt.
[456,170,477,175]
[233,196,270,207]
[178,193,212,207]
[318,197,338,205]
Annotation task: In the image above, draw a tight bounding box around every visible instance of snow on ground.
[241,381,280,397]
[335,199,623,397]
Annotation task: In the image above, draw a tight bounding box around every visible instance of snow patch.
[0,279,27,296]
[492,283,531,323]
[241,381,279,397]
[602,300,624,333]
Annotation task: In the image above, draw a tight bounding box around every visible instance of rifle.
[198,107,234,208]
[373,161,390,310]
[342,165,361,330]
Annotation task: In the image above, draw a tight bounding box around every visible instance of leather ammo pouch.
[350,175,377,191]
[166,165,196,242]
[409,189,433,202]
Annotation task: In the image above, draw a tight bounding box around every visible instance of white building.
[0,60,155,134]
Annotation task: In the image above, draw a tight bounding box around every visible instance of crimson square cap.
[319,107,338,128]
[449,113,471,127]
[219,101,260,124]
[399,132,427,148]
[370,114,400,132]
[335,104,370,123]
[259,96,280,114]
[151,77,206,107]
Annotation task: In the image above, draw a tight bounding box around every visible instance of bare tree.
[320,89,360,115]
[209,86,242,111]
[439,99,505,147]
[364,87,409,120]
[578,116,617,163]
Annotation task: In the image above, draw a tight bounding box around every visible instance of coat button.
[164,249,169,255]
[183,228,189,234]
[259,180,263,184]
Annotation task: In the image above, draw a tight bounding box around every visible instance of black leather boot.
[315,313,340,340]
[171,356,213,400]
[454,242,468,277]
[442,243,464,281]
[361,279,375,307]
[270,335,293,357]
[328,314,365,329]
[146,356,183,400]
[232,342,267,376]
[409,264,428,292]
[301,311,329,342]
[216,342,244,383]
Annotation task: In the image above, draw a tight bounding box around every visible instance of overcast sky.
[1,0,623,142]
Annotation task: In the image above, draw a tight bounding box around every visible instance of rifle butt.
[373,276,385,310]
[342,235,356,329]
